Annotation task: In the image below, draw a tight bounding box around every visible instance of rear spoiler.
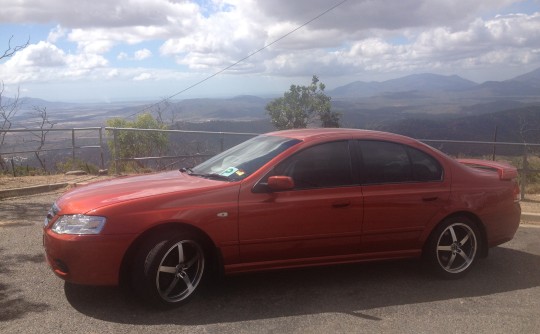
[457,159,519,180]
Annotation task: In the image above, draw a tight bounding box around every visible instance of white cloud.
[117,52,128,60]
[0,0,201,28]
[3,42,66,68]
[133,72,153,81]
[134,48,152,60]
[1,0,540,100]
[0,41,108,84]
[107,69,120,78]
[47,25,67,43]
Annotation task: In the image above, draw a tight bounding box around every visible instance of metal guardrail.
[105,127,258,172]
[0,127,259,175]
[1,127,539,199]
[2,127,105,169]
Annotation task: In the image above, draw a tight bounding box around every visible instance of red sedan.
[43,129,521,306]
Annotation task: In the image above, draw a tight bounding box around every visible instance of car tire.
[426,217,481,279]
[132,230,207,307]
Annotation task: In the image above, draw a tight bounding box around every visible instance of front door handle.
[422,196,438,202]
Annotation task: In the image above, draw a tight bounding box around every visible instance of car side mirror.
[267,176,294,191]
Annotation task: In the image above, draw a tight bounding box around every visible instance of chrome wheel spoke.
[159,265,177,274]
[459,251,472,264]
[184,253,201,269]
[448,226,458,243]
[460,233,470,246]
[180,273,195,293]
[445,253,457,270]
[163,276,180,296]
[437,245,452,252]
[177,243,185,263]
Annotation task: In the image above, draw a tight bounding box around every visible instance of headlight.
[51,215,107,235]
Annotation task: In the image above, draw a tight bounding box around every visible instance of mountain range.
[5,67,540,145]
[330,67,540,99]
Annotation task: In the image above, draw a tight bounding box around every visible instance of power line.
[131,0,349,118]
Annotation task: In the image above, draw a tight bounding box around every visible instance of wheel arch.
[119,222,224,287]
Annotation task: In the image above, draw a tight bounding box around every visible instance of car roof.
[265,128,417,144]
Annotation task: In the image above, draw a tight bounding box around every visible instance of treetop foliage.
[266,75,340,130]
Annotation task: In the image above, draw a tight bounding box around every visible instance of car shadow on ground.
[64,246,540,325]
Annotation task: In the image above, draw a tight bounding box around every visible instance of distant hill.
[466,67,540,98]
[171,95,268,120]
[380,105,540,144]
[330,73,477,98]
[330,68,540,100]
[110,95,269,121]
[2,97,79,113]
[510,67,540,87]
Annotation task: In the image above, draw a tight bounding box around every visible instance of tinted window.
[274,141,353,189]
[407,146,443,181]
[358,141,442,184]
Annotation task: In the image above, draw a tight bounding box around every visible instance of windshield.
[189,135,301,181]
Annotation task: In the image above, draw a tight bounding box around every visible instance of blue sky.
[1,0,540,102]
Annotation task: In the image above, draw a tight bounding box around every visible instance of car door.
[357,140,451,252]
[237,140,364,264]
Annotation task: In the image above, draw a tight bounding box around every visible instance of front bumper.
[43,229,136,286]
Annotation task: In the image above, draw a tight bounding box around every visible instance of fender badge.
[217,212,228,218]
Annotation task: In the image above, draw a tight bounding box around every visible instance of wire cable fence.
[1,127,540,198]
[0,127,258,176]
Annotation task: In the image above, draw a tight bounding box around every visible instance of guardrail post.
[113,128,119,174]
[99,127,105,170]
[521,143,528,201]
[220,133,225,152]
[71,129,76,162]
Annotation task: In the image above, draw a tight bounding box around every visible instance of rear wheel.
[426,217,481,278]
[132,231,207,307]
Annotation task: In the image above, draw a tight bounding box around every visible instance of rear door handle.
[332,200,351,208]
[422,196,438,202]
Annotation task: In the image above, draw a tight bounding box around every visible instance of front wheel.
[132,231,207,306]
[426,217,481,279]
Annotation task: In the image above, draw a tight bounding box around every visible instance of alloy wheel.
[435,222,477,274]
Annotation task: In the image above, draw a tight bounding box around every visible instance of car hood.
[56,171,230,214]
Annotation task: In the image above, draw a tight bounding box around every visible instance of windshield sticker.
[235,169,245,176]
[220,167,238,177]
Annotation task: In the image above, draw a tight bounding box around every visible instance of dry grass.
[0,174,115,190]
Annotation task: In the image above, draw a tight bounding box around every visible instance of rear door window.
[358,140,442,184]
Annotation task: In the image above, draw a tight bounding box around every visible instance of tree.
[30,106,55,172]
[106,113,169,173]
[266,75,340,130]
[0,84,20,171]
[1,36,29,171]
